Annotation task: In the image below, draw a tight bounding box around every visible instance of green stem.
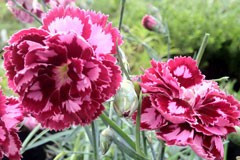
[212,76,229,82]
[109,101,114,120]
[158,141,165,160]
[142,132,147,156]
[91,122,99,160]
[53,151,66,160]
[117,47,131,80]
[21,124,41,153]
[160,143,165,160]
[27,129,49,147]
[147,136,156,160]
[196,33,210,66]
[84,126,93,145]
[70,133,82,160]
[224,138,229,160]
[135,92,143,154]
[118,0,126,31]
[12,0,42,24]
[100,113,136,149]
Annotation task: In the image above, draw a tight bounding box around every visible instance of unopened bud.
[100,127,114,155]
[228,126,240,146]
[114,80,139,117]
[142,15,166,34]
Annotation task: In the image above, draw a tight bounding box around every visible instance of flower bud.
[114,80,139,117]
[229,126,240,146]
[100,127,114,155]
[142,15,166,34]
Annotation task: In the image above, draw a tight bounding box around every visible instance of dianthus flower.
[133,57,240,160]
[0,91,23,160]
[4,7,122,130]
[7,0,43,23]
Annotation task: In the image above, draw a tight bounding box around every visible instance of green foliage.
[157,0,240,53]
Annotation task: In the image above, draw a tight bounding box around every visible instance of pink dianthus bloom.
[7,0,43,23]
[0,91,23,160]
[4,7,122,130]
[133,57,240,160]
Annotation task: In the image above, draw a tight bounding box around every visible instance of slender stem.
[142,132,147,156]
[117,47,131,80]
[135,91,143,154]
[117,0,131,80]
[109,101,114,120]
[224,138,229,160]
[196,33,210,66]
[53,151,66,160]
[118,0,126,31]
[21,124,41,153]
[159,141,165,160]
[147,136,156,160]
[27,129,49,147]
[212,76,229,82]
[84,126,93,145]
[91,122,99,160]
[70,133,82,160]
[100,113,136,149]
[12,0,42,24]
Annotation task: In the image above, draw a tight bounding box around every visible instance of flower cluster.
[134,57,240,160]
[0,91,23,160]
[4,6,122,130]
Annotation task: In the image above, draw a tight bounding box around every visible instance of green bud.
[228,126,240,146]
[114,79,139,117]
[100,127,114,155]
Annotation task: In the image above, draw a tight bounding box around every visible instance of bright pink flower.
[4,7,122,130]
[135,57,240,160]
[0,92,23,160]
[7,0,43,23]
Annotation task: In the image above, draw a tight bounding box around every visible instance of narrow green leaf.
[112,137,148,160]
[24,130,73,151]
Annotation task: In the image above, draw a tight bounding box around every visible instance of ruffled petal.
[86,11,122,55]
[42,7,91,39]
[168,57,204,88]
[5,129,22,160]
[153,95,194,124]
[156,123,194,146]
[132,96,166,130]
[190,134,223,160]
